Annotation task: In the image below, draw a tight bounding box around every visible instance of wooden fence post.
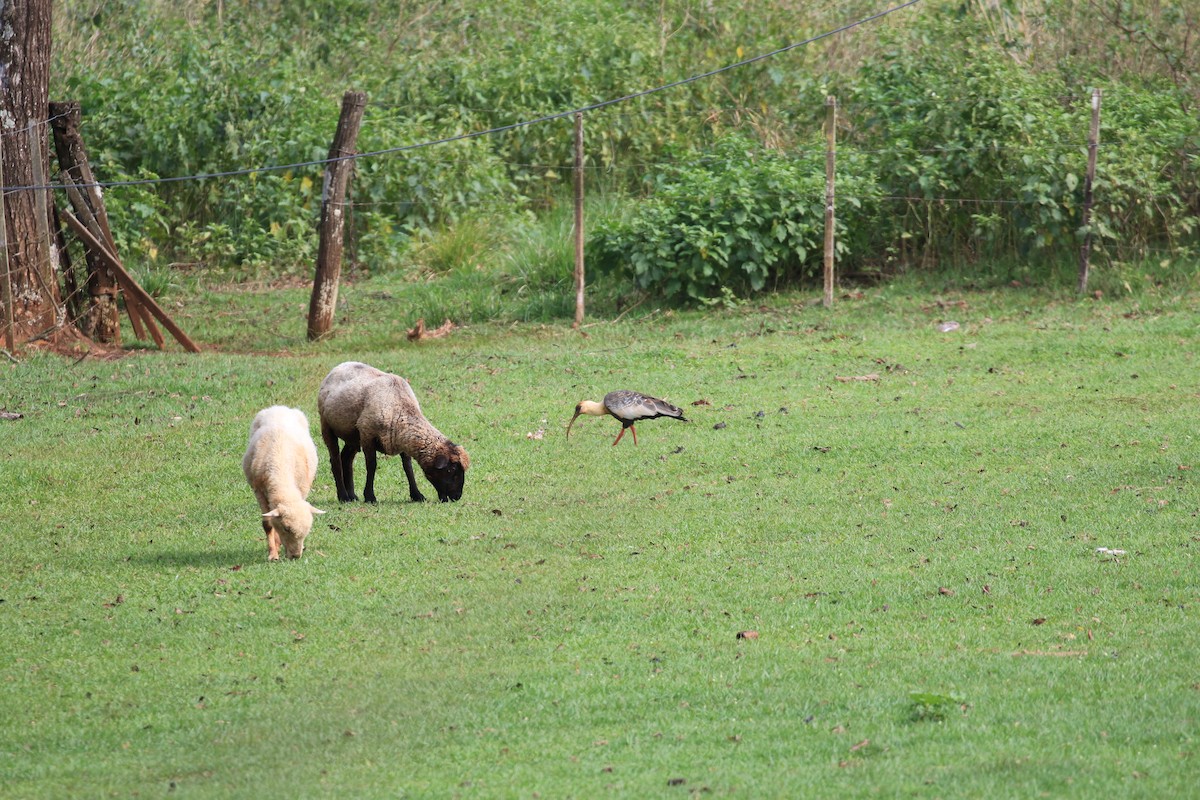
[1077,88,1101,294]
[28,123,64,330]
[28,125,54,291]
[307,90,367,341]
[823,95,837,308]
[0,134,13,353]
[573,112,585,328]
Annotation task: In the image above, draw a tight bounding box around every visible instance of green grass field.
[2,277,1198,798]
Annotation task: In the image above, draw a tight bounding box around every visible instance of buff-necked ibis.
[567,390,688,446]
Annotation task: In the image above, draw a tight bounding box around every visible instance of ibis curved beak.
[566,410,583,440]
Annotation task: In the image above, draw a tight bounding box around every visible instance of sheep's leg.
[362,439,380,503]
[401,454,426,503]
[339,434,361,502]
[322,422,357,502]
[263,519,281,561]
[254,489,281,560]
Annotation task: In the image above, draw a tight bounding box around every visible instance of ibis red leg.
[612,427,626,446]
[630,424,638,445]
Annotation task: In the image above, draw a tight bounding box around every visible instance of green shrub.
[842,7,1200,266]
[61,18,333,272]
[1092,89,1200,254]
[845,13,1075,260]
[588,132,880,302]
[354,115,521,236]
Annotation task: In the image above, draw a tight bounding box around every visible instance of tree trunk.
[0,0,57,345]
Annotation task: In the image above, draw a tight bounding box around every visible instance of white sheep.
[317,361,470,503]
[242,405,326,560]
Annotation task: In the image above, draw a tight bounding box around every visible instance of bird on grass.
[567,390,688,446]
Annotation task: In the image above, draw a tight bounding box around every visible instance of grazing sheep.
[317,361,470,503]
[242,405,326,560]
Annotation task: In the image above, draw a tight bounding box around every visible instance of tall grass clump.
[354,191,628,325]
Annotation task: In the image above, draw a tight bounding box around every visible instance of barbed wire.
[74,94,1111,131]
[4,141,1190,207]
[360,90,1177,117]
[339,140,1197,173]
[62,85,1186,139]
[331,190,1194,210]
[0,111,74,141]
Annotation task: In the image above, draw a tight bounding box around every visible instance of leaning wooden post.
[60,213,199,352]
[307,90,367,341]
[51,203,82,326]
[573,112,586,328]
[49,101,121,344]
[1077,88,1101,294]
[822,95,837,308]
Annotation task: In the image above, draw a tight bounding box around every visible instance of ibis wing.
[642,395,687,421]
[604,390,687,422]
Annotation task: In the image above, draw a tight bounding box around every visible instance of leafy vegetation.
[842,10,1200,267]
[908,692,965,724]
[589,133,880,302]
[48,0,1198,306]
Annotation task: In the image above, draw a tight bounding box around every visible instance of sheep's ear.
[309,504,327,515]
[433,453,450,470]
[263,509,282,519]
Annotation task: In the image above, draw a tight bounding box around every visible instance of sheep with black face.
[317,361,470,503]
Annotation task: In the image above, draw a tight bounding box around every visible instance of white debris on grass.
[1095,547,1128,558]
[527,419,547,440]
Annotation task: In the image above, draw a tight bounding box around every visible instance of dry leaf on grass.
[407,318,457,341]
[835,374,881,383]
